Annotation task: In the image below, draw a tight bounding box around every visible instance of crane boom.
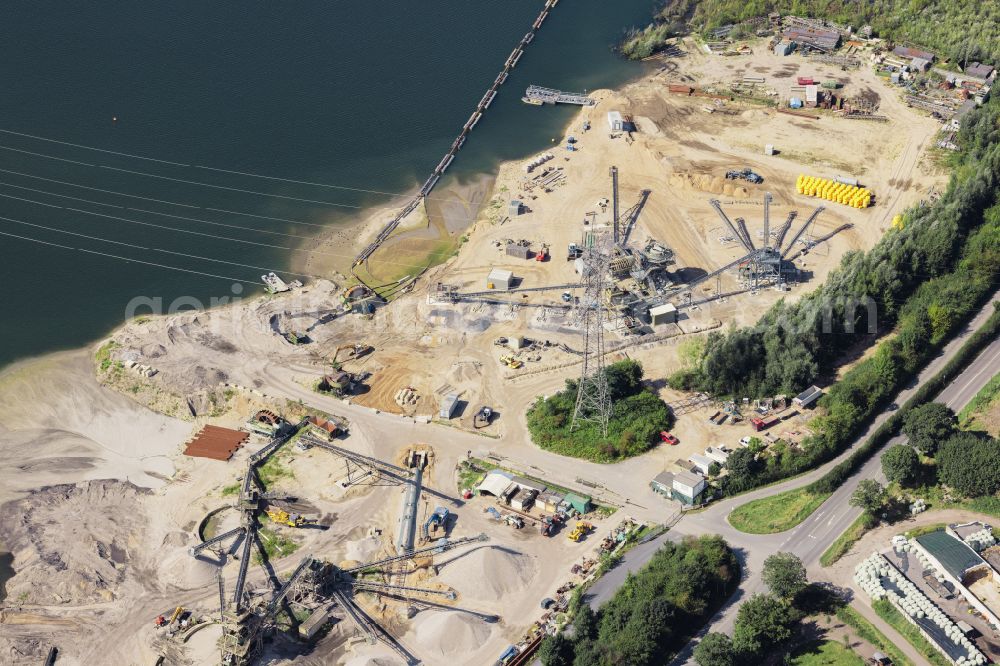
[344,533,488,574]
[782,205,825,258]
[709,199,753,252]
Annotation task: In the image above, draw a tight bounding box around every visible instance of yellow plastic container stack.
[796,174,872,208]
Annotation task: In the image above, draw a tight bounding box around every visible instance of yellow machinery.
[499,355,523,369]
[332,343,373,364]
[796,174,872,208]
[567,527,584,542]
[265,508,315,527]
[891,214,905,230]
[168,606,184,625]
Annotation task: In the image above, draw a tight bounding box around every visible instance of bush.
[526,360,673,462]
[936,431,1000,497]
[542,536,739,666]
[732,593,795,657]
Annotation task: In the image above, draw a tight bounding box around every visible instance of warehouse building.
[486,268,513,290]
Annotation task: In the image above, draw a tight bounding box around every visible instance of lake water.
[0,0,652,371]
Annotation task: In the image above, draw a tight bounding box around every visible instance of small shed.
[793,385,823,408]
[805,85,818,107]
[439,392,459,419]
[688,453,713,475]
[909,57,931,72]
[705,447,730,465]
[487,268,513,290]
[966,62,995,80]
[563,492,592,514]
[774,41,794,56]
[512,476,546,494]
[764,143,775,156]
[477,470,516,499]
[506,244,531,260]
[649,303,677,326]
[511,489,538,512]
[789,97,803,109]
[650,470,674,498]
[538,491,564,513]
[607,111,623,131]
[672,471,707,505]
[507,336,527,351]
[508,200,522,217]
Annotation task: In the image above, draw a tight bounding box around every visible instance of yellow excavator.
[499,354,523,369]
[265,507,317,528]
[332,343,374,364]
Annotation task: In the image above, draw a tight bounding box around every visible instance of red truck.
[751,416,780,432]
[797,77,815,85]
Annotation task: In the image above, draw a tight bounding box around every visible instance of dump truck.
[750,416,780,432]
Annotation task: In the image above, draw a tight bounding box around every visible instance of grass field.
[836,606,914,666]
[958,372,1000,428]
[873,599,950,666]
[791,639,865,666]
[820,513,877,567]
[728,487,830,534]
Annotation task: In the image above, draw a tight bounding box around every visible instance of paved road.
[581,294,1000,664]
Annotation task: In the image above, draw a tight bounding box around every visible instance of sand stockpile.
[159,546,220,590]
[345,535,382,563]
[437,546,536,602]
[0,480,149,605]
[408,610,493,661]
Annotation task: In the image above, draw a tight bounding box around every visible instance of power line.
[0,166,484,227]
[0,214,325,280]
[0,228,259,284]
[0,190,444,271]
[0,126,453,200]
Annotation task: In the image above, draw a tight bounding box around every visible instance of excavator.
[499,354,523,369]
[332,343,374,364]
[265,507,317,528]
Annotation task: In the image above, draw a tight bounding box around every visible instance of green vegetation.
[881,444,920,486]
[902,402,957,455]
[873,599,950,666]
[620,23,677,59]
[729,487,828,534]
[254,526,300,562]
[256,453,294,489]
[790,639,866,666]
[936,430,1000,496]
[732,593,796,655]
[221,483,240,497]
[674,95,1000,496]
[959,372,1000,427]
[820,513,877,567]
[95,340,118,372]
[836,606,914,666]
[527,360,673,462]
[641,0,1000,63]
[762,552,808,600]
[539,536,739,666]
[904,522,948,538]
[849,480,887,514]
[456,460,485,492]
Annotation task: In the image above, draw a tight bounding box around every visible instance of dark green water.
[0,0,652,370]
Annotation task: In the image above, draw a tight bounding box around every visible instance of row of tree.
[526,360,673,462]
[880,402,1000,498]
[539,535,739,666]
[627,0,1000,64]
[694,552,812,665]
[695,95,1000,495]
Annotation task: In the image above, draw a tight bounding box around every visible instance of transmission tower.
[571,236,611,435]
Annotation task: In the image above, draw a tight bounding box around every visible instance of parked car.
[660,431,679,445]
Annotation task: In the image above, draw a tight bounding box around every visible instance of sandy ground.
[0,35,951,666]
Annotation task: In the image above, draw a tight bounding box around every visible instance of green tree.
[732,593,794,656]
[573,603,598,640]
[937,432,1000,497]
[539,633,575,666]
[693,632,737,666]
[762,552,807,600]
[849,479,886,514]
[881,444,920,486]
[902,402,956,455]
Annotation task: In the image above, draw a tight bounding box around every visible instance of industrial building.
[892,45,935,62]
[793,385,823,408]
[486,268,514,290]
[649,303,677,326]
[607,110,624,131]
[439,393,459,419]
[650,470,707,506]
[782,27,840,52]
[688,453,713,475]
[509,200,523,216]
[506,244,531,260]
[965,62,996,81]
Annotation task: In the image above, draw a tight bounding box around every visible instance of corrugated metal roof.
[476,470,514,497]
[916,530,984,579]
